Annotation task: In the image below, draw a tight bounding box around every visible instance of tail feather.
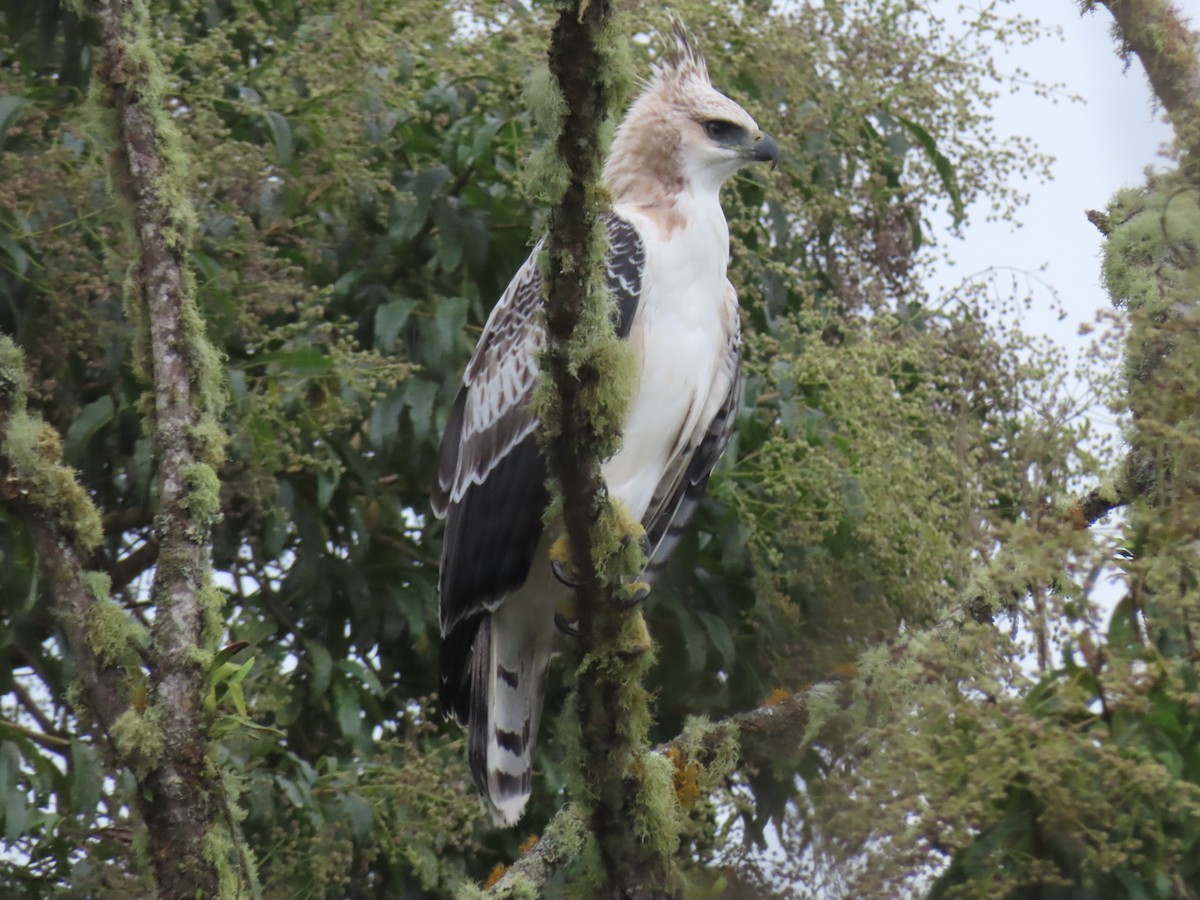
[466,607,552,826]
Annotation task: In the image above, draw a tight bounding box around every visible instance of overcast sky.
[931,0,1184,383]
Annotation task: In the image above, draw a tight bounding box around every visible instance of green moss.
[4,410,104,553]
[1102,178,1200,315]
[522,65,569,205]
[85,590,149,668]
[633,749,681,852]
[204,819,256,898]
[181,462,222,531]
[0,337,30,401]
[199,583,227,644]
[111,706,165,777]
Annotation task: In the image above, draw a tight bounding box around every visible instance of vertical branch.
[1090,0,1200,172]
[538,5,677,897]
[74,0,232,897]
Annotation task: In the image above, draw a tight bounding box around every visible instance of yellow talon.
[548,534,573,566]
[612,500,646,545]
[618,581,652,606]
[549,534,589,587]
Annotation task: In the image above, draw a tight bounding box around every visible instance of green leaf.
[333,680,361,738]
[317,468,340,511]
[1106,594,1142,654]
[893,112,965,226]
[404,379,439,444]
[71,740,102,823]
[698,610,735,669]
[340,792,375,842]
[432,197,465,272]
[0,232,29,278]
[0,96,32,152]
[335,658,384,697]
[374,298,416,351]
[65,396,115,460]
[2,742,28,843]
[239,348,335,373]
[264,110,293,166]
[306,640,333,698]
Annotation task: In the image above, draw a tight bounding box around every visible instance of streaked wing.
[642,337,742,583]
[433,214,645,639]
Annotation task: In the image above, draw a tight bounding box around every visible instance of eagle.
[432,23,778,826]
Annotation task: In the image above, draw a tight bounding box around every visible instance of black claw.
[551,557,591,588]
[554,611,585,638]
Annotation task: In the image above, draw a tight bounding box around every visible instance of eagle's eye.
[702,119,742,143]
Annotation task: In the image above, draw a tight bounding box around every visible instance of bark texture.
[0,345,128,740]
[77,0,230,896]
[1092,0,1200,171]
[539,4,676,896]
[480,679,857,898]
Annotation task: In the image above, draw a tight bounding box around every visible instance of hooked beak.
[747,132,779,169]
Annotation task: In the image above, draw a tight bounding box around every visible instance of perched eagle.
[432,24,778,826]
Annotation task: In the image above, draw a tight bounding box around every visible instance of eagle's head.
[605,22,779,202]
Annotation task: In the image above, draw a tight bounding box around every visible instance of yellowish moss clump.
[181,461,222,531]
[1103,177,1200,316]
[0,336,104,554]
[85,590,149,668]
[111,706,166,777]
[522,65,570,205]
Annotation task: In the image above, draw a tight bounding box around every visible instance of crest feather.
[657,18,709,84]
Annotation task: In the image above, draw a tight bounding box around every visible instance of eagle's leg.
[548,535,590,588]
[548,502,651,591]
[550,502,652,636]
[554,597,583,637]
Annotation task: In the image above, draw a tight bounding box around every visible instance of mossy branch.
[478,678,858,897]
[1089,0,1200,174]
[0,337,129,748]
[72,0,237,896]
[473,805,589,899]
[534,3,675,896]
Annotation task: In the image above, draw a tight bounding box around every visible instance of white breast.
[603,192,734,520]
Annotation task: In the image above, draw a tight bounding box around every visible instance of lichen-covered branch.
[472,805,588,899]
[1066,460,1156,528]
[1088,0,1200,171]
[477,679,857,898]
[534,3,679,897]
[0,337,128,746]
[72,0,234,896]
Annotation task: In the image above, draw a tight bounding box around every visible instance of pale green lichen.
[633,749,682,851]
[1102,177,1200,316]
[181,462,222,531]
[3,409,105,554]
[85,590,149,668]
[677,717,741,794]
[521,64,570,205]
[111,706,165,778]
[204,819,257,898]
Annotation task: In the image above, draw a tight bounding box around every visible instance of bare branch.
[0,718,72,754]
[11,677,61,737]
[109,538,160,595]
